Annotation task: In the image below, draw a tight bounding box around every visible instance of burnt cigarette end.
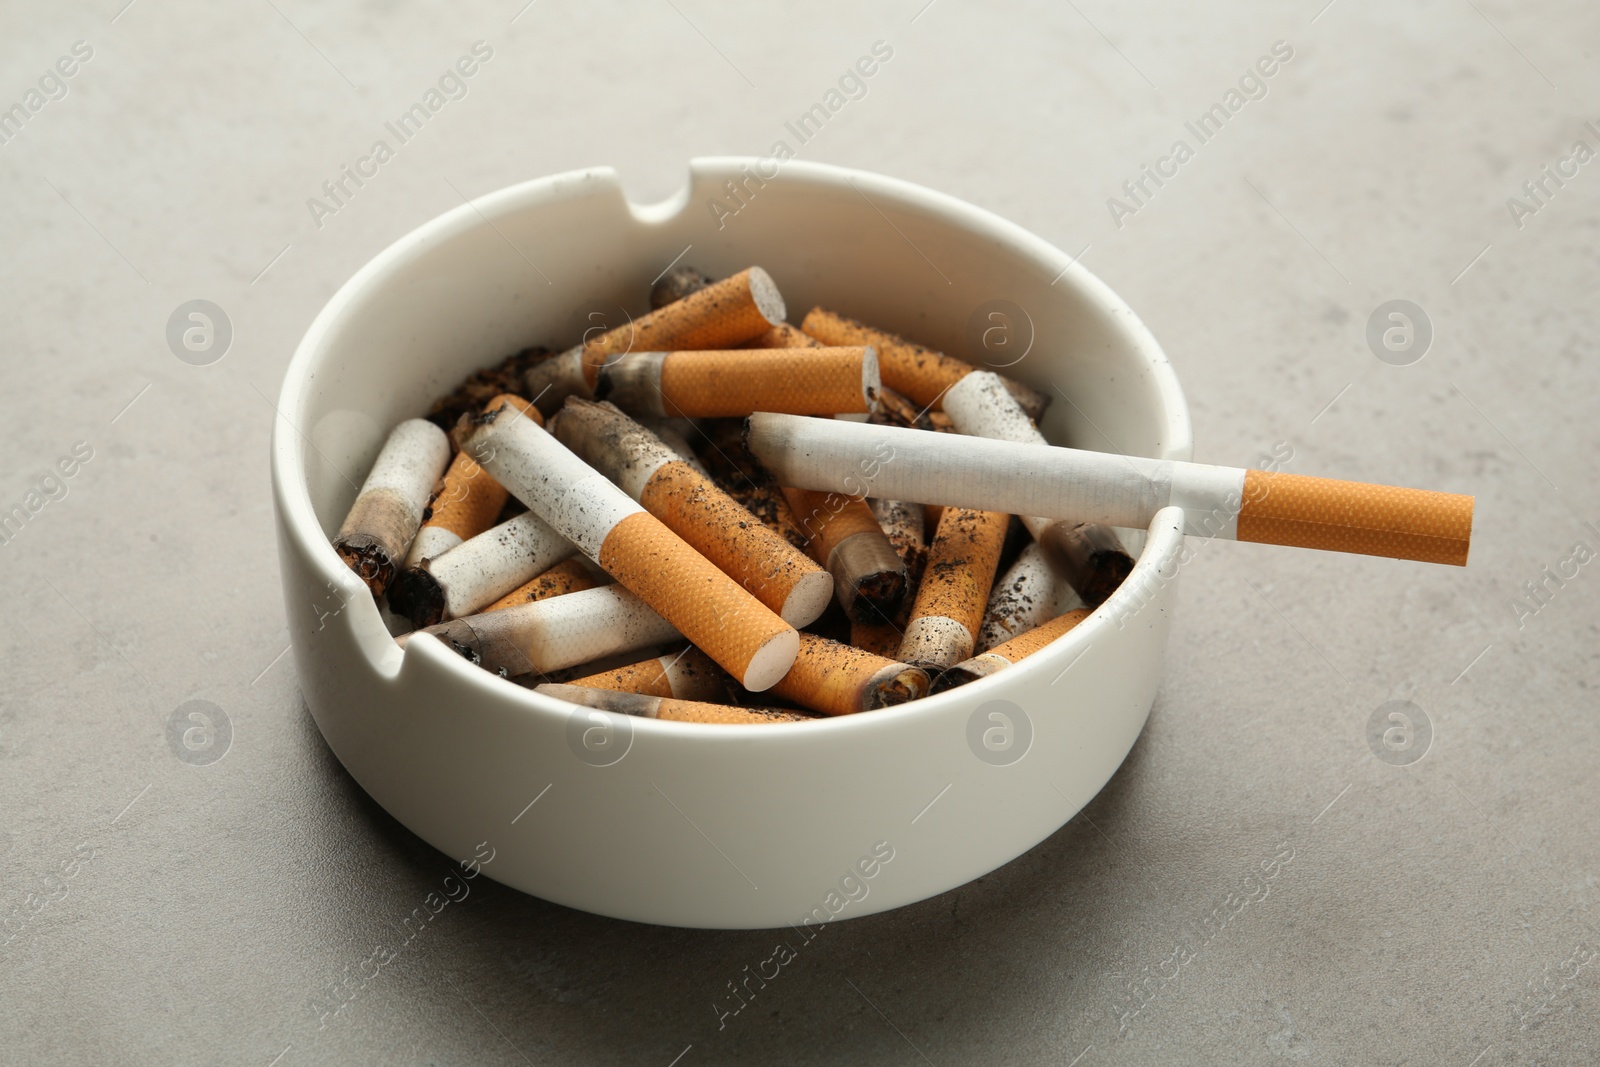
[1041,522,1134,606]
[870,663,931,707]
[334,534,397,598]
[831,531,908,623]
[386,567,447,629]
[929,659,998,694]
[650,265,715,309]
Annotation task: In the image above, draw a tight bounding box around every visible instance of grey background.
[2,0,1596,1063]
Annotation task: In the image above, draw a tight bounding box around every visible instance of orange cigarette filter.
[426,453,506,540]
[599,512,797,690]
[741,322,822,349]
[568,645,730,702]
[465,410,799,690]
[582,268,783,387]
[523,268,787,414]
[596,347,879,419]
[769,632,929,716]
[801,307,1049,418]
[553,400,834,626]
[537,683,811,724]
[482,558,599,613]
[932,608,1091,692]
[782,487,908,623]
[1236,470,1472,566]
[898,507,1010,668]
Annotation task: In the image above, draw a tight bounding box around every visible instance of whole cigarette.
[536,683,811,724]
[741,322,822,350]
[933,608,1091,692]
[414,584,679,678]
[897,507,1010,668]
[525,267,786,413]
[568,645,729,702]
[770,632,929,715]
[944,372,1133,605]
[335,418,451,597]
[781,487,908,624]
[650,264,714,309]
[403,394,534,568]
[553,400,833,626]
[482,557,599,613]
[977,543,1064,653]
[388,509,577,629]
[596,347,879,418]
[748,414,1475,566]
[466,408,799,690]
[800,307,1049,419]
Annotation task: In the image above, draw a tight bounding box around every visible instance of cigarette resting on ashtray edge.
[330,261,1474,724]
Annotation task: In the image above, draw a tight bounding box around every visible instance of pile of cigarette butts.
[331,265,1475,725]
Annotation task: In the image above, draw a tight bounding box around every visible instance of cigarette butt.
[650,265,714,309]
[402,451,507,568]
[781,487,908,624]
[335,418,451,597]
[1037,522,1134,607]
[524,267,786,413]
[466,409,799,690]
[770,632,929,715]
[932,609,1092,692]
[945,371,1133,605]
[870,496,927,572]
[748,414,1476,567]
[568,645,730,702]
[977,543,1062,653]
[416,584,680,678]
[405,394,535,568]
[694,419,810,550]
[898,507,1010,668]
[1235,470,1474,565]
[553,400,833,626]
[800,307,1050,419]
[536,683,811,724]
[596,347,879,418]
[482,557,599,613]
[847,496,927,651]
[388,508,578,629]
[741,321,823,349]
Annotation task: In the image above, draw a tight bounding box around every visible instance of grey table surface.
[3,1,1597,1063]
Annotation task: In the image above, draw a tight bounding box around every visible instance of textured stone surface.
[1,1,1596,1063]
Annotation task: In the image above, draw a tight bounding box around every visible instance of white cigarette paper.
[747,413,1245,539]
[334,418,451,592]
[423,511,578,619]
[418,584,679,676]
[977,543,1065,653]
